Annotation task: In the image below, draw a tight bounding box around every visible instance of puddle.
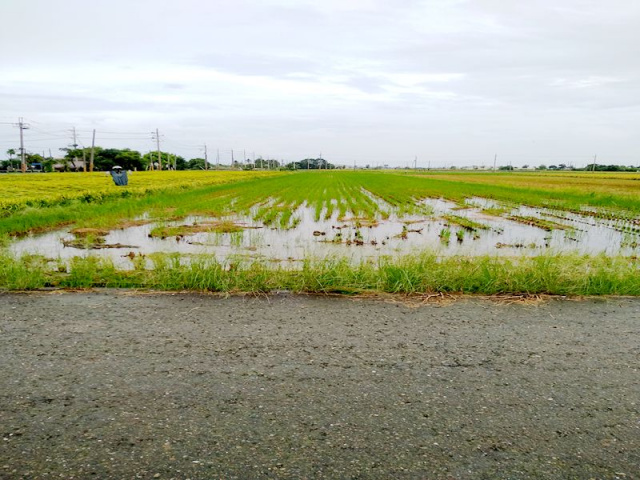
[9,198,640,268]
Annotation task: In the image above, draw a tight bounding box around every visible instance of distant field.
[410,170,640,199]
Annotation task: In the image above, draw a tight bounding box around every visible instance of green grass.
[2,251,638,296]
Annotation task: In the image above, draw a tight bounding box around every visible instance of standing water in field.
[10,194,640,268]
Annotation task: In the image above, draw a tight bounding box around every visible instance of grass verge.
[1,251,638,296]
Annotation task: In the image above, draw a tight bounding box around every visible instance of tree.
[175,156,188,170]
[5,148,17,170]
[536,164,547,170]
[59,147,86,171]
[25,153,45,170]
[42,158,55,172]
[285,158,333,170]
[115,149,144,171]
[142,151,183,170]
[187,158,207,170]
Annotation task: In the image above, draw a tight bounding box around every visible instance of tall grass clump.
[0,253,48,289]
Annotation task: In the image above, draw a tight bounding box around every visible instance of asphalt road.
[1,292,639,479]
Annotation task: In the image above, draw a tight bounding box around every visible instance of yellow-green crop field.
[0,170,275,212]
[411,170,640,199]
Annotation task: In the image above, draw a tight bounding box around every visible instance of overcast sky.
[1,0,639,167]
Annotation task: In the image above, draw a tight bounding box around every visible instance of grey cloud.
[1,0,639,165]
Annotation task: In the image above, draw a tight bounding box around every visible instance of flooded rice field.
[10,196,640,268]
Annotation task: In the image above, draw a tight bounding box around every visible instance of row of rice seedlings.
[621,233,639,249]
[149,220,245,239]
[323,199,337,220]
[356,174,433,216]
[442,215,491,231]
[607,219,640,235]
[507,215,573,232]
[481,206,513,217]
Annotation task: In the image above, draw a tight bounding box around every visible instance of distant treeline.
[2,148,337,172]
[497,163,639,172]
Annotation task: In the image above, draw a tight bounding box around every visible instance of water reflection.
[10,198,640,268]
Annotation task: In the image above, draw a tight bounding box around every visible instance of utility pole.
[216,149,220,169]
[428,160,431,171]
[493,153,497,171]
[71,127,79,171]
[231,149,235,168]
[204,144,208,170]
[89,129,96,172]
[155,128,162,170]
[414,155,417,170]
[592,155,597,172]
[15,118,29,173]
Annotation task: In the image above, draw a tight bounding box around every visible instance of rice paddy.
[1,170,639,294]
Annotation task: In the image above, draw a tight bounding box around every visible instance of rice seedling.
[439,228,451,244]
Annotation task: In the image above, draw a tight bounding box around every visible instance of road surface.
[1,292,638,479]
